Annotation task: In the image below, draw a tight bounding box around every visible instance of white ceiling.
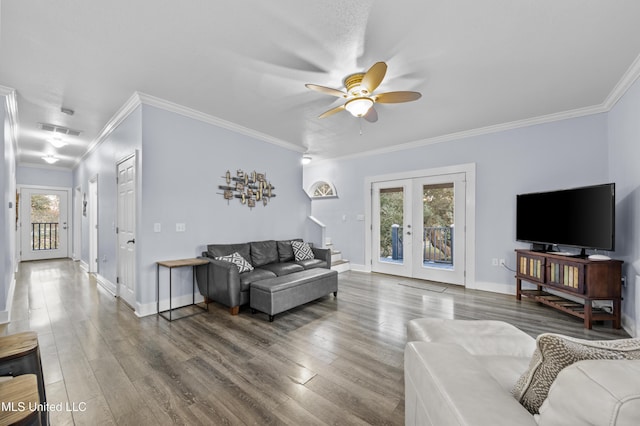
[2,1,640,169]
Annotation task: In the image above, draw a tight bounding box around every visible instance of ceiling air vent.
[38,122,82,137]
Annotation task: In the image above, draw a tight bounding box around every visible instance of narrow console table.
[156,258,209,321]
[515,250,623,329]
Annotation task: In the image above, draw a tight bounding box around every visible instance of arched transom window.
[309,181,337,198]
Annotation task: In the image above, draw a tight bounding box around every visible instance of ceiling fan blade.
[305,84,348,98]
[318,104,346,119]
[361,62,387,94]
[374,91,422,104]
[363,106,378,123]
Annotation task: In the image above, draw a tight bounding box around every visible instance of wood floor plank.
[0,259,630,425]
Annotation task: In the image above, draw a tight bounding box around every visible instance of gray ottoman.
[250,268,338,321]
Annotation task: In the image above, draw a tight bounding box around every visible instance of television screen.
[516,183,615,251]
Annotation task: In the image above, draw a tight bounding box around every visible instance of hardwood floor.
[1,259,629,425]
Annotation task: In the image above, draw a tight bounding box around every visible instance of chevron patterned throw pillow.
[291,240,314,261]
[215,252,254,273]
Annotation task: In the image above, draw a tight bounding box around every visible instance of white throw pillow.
[291,240,314,261]
[215,252,254,273]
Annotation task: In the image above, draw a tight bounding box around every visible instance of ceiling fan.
[305,62,421,122]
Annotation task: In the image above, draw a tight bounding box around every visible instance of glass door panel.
[372,180,412,277]
[412,174,465,285]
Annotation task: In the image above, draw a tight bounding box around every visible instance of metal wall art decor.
[218,169,276,208]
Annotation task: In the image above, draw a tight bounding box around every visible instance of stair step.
[331,259,350,273]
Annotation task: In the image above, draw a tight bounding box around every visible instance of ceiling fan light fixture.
[42,155,59,164]
[345,97,374,117]
[301,155,312,165]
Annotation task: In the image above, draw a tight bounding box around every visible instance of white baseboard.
[349,263,370,272]
[135,293,205,318]
[622,313,637,338]
[0,275,16,324]
[79,260,89,272]
[96,274,116,296]
[466,280,516,295]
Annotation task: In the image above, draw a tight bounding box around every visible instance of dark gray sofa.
[195,239,331,315]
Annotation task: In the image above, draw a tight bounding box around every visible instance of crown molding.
[603,52,640,110]
[75,91,305,169]
[136,92,304,153]
[323,53,640,163]
[341,103,610,161]
[75,92,142,168]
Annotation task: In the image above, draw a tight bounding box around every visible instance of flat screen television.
[516,183,615,254]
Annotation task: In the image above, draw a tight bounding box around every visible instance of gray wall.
[608,75,640,336]
[17,166,73,188]
[304,113,610,291]
[73,106,143,288]
[73,103,309,311]
[136,105,309,307]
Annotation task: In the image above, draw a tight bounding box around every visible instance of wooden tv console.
[515,250,623,329]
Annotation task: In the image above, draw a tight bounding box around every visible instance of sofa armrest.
[536,359,640,426]
[311,247,331,269]
[195,257,242,308]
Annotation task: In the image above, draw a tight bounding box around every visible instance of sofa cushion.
[277,239,302,262]
[259,262,304,276]
[296,258,326,270]
[207,243,251,264]
[536,360,640,426]
[238,268,277,291]
[214,252,254,273]
[292,240,314,261]
[407,318,536,357]
[250,240,278,266]
[512,333,640,414]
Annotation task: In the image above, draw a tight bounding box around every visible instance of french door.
[372,173,466,285]
[20,187,70,261]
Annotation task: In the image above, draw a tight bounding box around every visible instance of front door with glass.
[20,188,70,261]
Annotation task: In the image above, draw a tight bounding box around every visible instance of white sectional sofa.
[404,318,640,426]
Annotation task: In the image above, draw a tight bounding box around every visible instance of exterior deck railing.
[390,225,453,264]
[31,222,59,250]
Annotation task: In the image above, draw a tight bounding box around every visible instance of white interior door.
[117,155,136,308]
[89,178,98,273]
[371,173,466,285]
[20,187,70,261]
[74,186,82,260]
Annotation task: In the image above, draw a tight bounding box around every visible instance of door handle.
[127,239,135,244]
